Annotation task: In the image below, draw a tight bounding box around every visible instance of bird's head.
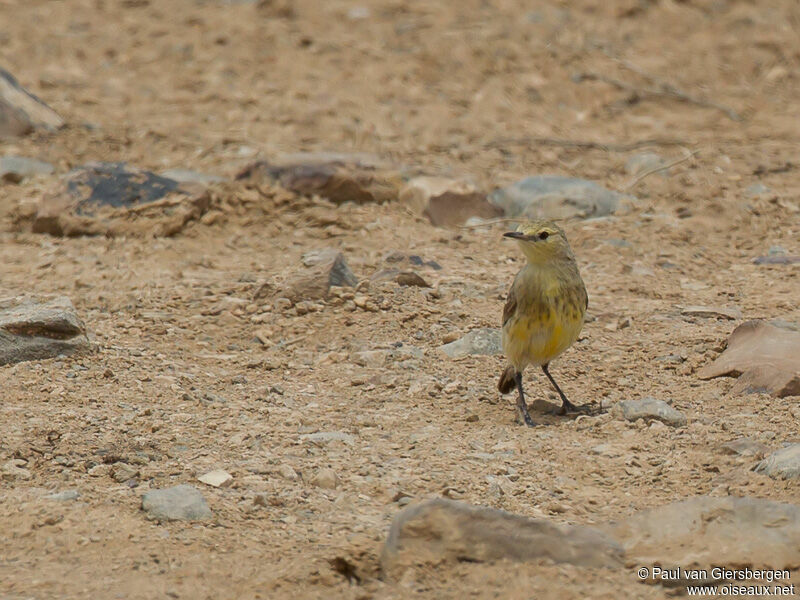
[503,220,574,264]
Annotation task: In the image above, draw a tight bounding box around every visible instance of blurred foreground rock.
[237,153,402,204]
[381,499,623,579]
[30,162,211,237]
[0,68,64,138]
[602,496,800,575]
[0,156,54,183]
[490,175,628,220]
[698,320,800,398]
[399,176,502,226]
[0,295,90,365]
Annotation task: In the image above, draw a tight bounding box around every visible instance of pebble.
[681,305,742,320]
[611,398,687,427]
[719,437,771,458]
[1,459,32,480]
[310,467,338,489]
[300,431,355,445]
[47,489,80,501]
[141,484,212,521]
[111,462,139,483]
[198,469,233,488]
[0,155,55,182]
[277,464,299,481]
[440,328,502,357]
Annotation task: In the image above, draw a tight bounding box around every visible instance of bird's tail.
[498,365,517,394]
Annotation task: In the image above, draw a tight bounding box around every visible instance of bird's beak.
[503,231,525,240]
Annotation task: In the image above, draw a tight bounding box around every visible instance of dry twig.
[622,148,699,192]
[576,71,741,122]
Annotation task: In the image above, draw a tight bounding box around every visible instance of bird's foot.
[516,406,537,427]
[557,400,597,416]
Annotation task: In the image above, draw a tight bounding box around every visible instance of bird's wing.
[502,284,517,327]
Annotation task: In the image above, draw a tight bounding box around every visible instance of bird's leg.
[541,363,590,415]
[514,371,535,427]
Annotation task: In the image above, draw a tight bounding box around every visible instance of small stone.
[253,492,271,507]
[198,469,233,488]
[439,328,502,358]
[465,413,479,423]
[141,484,212,521]
[681,305,742,320]
[353,295,368,309]
[280,249,358,302]
[46,489,80,501]
[1,460,32,480]
[0,156,55,182]
[395,271,430,287]
[745,182,770,198]
[310,467,338,489]
[719,438,771,458]
[300,431,355,445]
[111,462,139,483]
[350,350,389,367]
[277,464,299,481]
[611,398,687,427]
[754,445,800,480]
[159,168,225,184]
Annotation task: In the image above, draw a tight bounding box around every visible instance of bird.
[497,219,589,426]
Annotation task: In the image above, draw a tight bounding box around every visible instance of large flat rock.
[0,295,90,365]
[698,320,800,398]
[381,499,623,579]
[601,496,800,574]
[31,162,211,237]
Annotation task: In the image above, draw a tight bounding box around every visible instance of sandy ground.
[1,0,799,598]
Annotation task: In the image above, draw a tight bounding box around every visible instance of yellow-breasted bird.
[498,220,589,427]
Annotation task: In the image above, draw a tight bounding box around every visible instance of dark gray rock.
[0,68,64,138]
[754,444,800,480]
[141,484,211,521]
[0,156,55,183]
[31,162,211,237]
[381,498,623,579]
[611,397,687,427]
[489,175,627,220]
[0,295,90,365]
[440,328,501,358]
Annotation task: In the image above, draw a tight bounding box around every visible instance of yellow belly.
[502,309,583,370]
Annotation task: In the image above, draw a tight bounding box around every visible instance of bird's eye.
[538,231,550,240]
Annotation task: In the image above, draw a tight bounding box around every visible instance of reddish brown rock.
[698,320,800,398]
